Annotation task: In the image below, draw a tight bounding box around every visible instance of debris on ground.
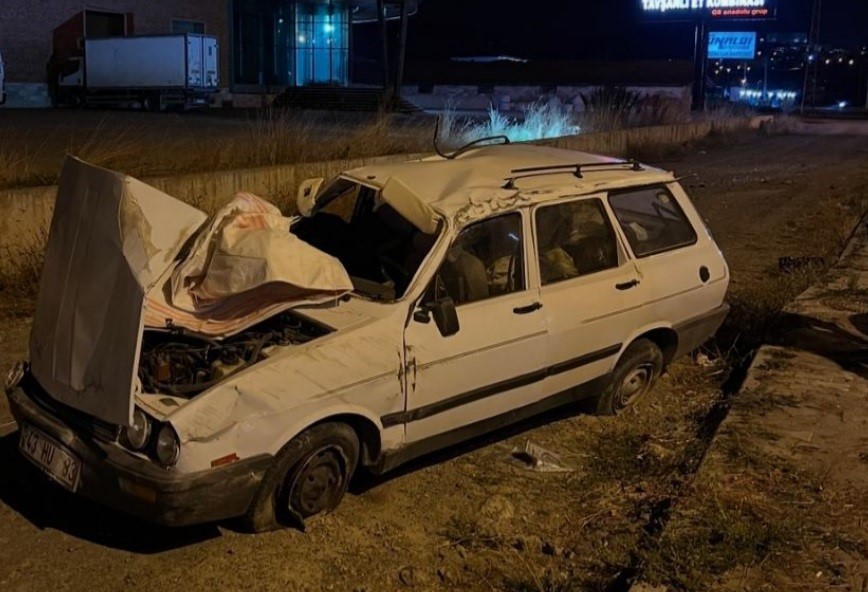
[778,255,825,273]
[511,441,574,472]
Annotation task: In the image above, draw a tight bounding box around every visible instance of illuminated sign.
[708,31,757,60]
[640,1,777,20]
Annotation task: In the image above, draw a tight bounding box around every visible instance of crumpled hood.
[30,158,353,426]
[30,157,207,426]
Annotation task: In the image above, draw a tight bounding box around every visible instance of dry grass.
[0,109,435,190]
[0,227,46,297]
[437,100,581,148]
[636,377,867,592]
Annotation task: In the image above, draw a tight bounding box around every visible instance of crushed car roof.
[344,144,675,227]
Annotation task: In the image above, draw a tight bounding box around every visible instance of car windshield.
[292,178,439,301]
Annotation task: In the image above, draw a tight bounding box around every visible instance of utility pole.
[394,0,410,102]
[377,0,389,90]
[801,0,822,113]
[692,18,709,111]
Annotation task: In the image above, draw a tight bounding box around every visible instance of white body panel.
[84,35,218,89]
[404,289,547,442]
[165,298,407,473]
[624,182,729,323]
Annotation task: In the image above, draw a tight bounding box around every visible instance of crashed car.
[6,142,729,530]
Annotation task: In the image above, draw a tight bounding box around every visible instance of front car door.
[398,211,548,443]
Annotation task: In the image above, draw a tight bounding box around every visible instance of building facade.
[0,0,416,107]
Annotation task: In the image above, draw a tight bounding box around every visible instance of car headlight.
[155,424,180,467]
[123,408,152,451]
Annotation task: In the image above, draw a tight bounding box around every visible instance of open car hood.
[30,158,351,426]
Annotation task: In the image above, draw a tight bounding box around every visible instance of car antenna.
[433,116,450,159]
[433,116,510,160]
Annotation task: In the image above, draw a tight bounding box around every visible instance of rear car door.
[533,195,646,398]
[399,211,548,443]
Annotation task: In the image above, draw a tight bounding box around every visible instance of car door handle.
[615,279,640,291]
[513,302,543,315]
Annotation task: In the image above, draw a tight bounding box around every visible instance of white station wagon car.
[6,142,729,530]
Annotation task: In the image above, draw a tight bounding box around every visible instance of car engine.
[138,312,330,397]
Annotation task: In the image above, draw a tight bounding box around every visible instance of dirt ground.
[0,129,866,592]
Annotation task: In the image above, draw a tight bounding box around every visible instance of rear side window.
[535,198,620,285]
[608,186,697,257]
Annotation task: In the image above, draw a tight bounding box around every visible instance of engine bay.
[138,311,331,398]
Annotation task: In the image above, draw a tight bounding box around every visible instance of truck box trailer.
[55,34,219,110]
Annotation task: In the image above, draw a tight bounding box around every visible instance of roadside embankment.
[632,221,868,591]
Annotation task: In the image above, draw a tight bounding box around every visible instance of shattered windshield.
[293,178,439,302]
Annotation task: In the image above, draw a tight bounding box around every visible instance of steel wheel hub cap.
[615,364,654,409]
[290,446,345,517]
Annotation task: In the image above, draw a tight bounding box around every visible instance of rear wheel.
[243,422,359,532]
[597,339,663,415]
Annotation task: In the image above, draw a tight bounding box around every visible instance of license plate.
[19,423,81,492]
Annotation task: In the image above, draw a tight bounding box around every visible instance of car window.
[535,198,620,285]
[608,186,697,257]
[432,213,525,306]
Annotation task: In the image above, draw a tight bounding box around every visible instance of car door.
[533,195,646,399]
[607,183,728,327]
[399,211,548,443]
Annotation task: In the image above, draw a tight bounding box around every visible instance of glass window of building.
[294,1,349,85]
[232,0,349,88]
[172,19,206,35]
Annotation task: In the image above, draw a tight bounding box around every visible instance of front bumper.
[7,382,274,527]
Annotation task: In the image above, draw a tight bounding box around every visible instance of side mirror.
[296,178,324,217]
[416,296,459,337]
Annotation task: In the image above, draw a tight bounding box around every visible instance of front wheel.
[597,339,663,415]
[243,422,359,532]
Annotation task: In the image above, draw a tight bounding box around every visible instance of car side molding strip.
[373,374,612,474]
[381,344,622,428]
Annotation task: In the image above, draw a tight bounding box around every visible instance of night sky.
[388,0,868,61]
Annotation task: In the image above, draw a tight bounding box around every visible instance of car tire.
[243,422,359,533]
[596,339,663,415]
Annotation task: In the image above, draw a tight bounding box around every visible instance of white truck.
[55,34,218,110]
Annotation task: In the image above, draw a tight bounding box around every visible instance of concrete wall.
[0,0,229,107]
[403,84,692,117]
[0,117,763,274]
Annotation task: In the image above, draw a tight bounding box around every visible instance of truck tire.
[142,93,161,112]
[597,339,663,415]
[243,422,359,533]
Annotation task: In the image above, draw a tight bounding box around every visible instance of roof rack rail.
[502,160,644,189]
[433,117,510,160]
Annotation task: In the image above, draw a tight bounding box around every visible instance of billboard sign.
[640,1,777,21]
[708,31,757,60]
